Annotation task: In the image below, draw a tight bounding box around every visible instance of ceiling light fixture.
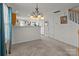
[30,4,44,20]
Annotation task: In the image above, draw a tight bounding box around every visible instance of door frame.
[77,29,79,56]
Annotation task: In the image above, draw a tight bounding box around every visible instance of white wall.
[46,10,79,47]
[12,8,79,47]
[12,26,41,44]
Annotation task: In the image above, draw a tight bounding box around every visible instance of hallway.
[8,36,77,56]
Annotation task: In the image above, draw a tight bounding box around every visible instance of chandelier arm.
[35,3,39,15]
[30,3,44,20]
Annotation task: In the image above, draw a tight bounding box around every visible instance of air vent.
[53,10,61,13]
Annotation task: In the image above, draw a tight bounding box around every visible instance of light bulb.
[30,16,35,19]
[38,15,41,18]
[30,16,33,18]
[41,16,44,19]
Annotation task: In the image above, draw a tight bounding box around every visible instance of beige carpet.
[8,36,77,56]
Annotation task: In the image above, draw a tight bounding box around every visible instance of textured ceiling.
[8,3,79,17]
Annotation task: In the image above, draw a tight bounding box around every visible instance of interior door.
[0,3,12,55]
[3,4,12,54]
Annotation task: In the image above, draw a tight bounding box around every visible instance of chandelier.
[30,4,44,20]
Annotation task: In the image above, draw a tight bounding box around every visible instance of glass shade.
[30,15,44,20]
[41,16,44,19]
[38,15,41,18]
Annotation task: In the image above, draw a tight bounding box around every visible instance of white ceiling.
[8,3,79,17]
